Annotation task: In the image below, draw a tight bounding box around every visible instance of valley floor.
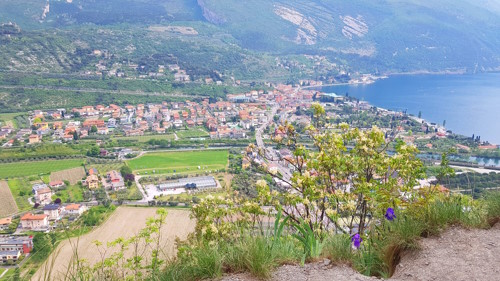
[223,224,500,281]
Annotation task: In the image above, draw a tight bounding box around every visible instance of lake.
[320,73,500,144]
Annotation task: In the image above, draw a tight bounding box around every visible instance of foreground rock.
[222,224,500,281]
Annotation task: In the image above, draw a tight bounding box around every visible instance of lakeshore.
[320,73,500,144]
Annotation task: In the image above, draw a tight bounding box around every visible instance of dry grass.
[0,180,18,217]
[33,207,195,281]
[49,167,86,185]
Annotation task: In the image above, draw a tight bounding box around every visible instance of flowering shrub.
[253,105,424,237]
[190,193,266,241]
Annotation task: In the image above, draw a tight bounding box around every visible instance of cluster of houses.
[84,168,125,191]
[18,203,88,231]
[32,181,66,206]
[0,87,318,147]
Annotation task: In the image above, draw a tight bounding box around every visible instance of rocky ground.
[222,224,500,281]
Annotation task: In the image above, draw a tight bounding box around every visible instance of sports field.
[0,159,84,178]
[127,150,228,175]
[176,127,210,139]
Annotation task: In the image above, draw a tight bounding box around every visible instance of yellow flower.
[326,209,337,217]
[346,200,356,211]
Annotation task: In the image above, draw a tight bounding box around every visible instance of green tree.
[90,125,98,133]
[120,165,133,178]
[31,233,54,262]
[436,151,455,186]
[87,146,100,157]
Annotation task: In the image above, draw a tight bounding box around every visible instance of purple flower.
[351,233,362,249]
[385,207,396,221]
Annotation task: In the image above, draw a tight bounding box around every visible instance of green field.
[127,150,228,175]
[176,128,210,139]
[52,185,85,203]
[7,179,33,211]
[0,112,25,128]
[109,184,143,201]
[0,159,84,178]
[90,162,125,175]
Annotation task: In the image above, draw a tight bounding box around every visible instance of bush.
[191,196,200,204]
[323,234,353,263]
[484,191,500,225]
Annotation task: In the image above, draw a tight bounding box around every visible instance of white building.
[20,213,49,229]
[43,204,64,221]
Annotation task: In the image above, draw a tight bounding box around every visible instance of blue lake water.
[320,73,500,144]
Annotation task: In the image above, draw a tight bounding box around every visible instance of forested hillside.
[0,0,499,77]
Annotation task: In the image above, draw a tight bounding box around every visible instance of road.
[451,165,500,174]
[255,104,292,182]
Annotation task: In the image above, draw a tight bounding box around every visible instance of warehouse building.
[157,176,217,191]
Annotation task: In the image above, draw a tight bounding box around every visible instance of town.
[0,82,499,277]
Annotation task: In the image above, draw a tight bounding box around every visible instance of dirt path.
[392,224,500,281]
[33,207,195,281]
[223,224,500,281]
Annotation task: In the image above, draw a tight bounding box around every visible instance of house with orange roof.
[20,213,49,229]
[28,135,40,144]
[53,122,63,130]
[49,180,65,188]
[86,174,99,190]
[65,204,87,217]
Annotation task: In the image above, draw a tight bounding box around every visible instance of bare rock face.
[197,0,226,24]
[340,15,368,39]
[274,5,318,45]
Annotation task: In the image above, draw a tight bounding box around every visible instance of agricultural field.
[52,185,85,203]
[7,179,32,212]
[50,167,86,185]
[176,127,210,139]
[90,162,124,175]
[127,150,228,175]
[108,184,143,201]
[0,181,18,217]
[34,207,194,280]
[0,112,26,129]
[0,159,84,178]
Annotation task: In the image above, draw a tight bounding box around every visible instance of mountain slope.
[0,0,499,75]
[197,0,500,73]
